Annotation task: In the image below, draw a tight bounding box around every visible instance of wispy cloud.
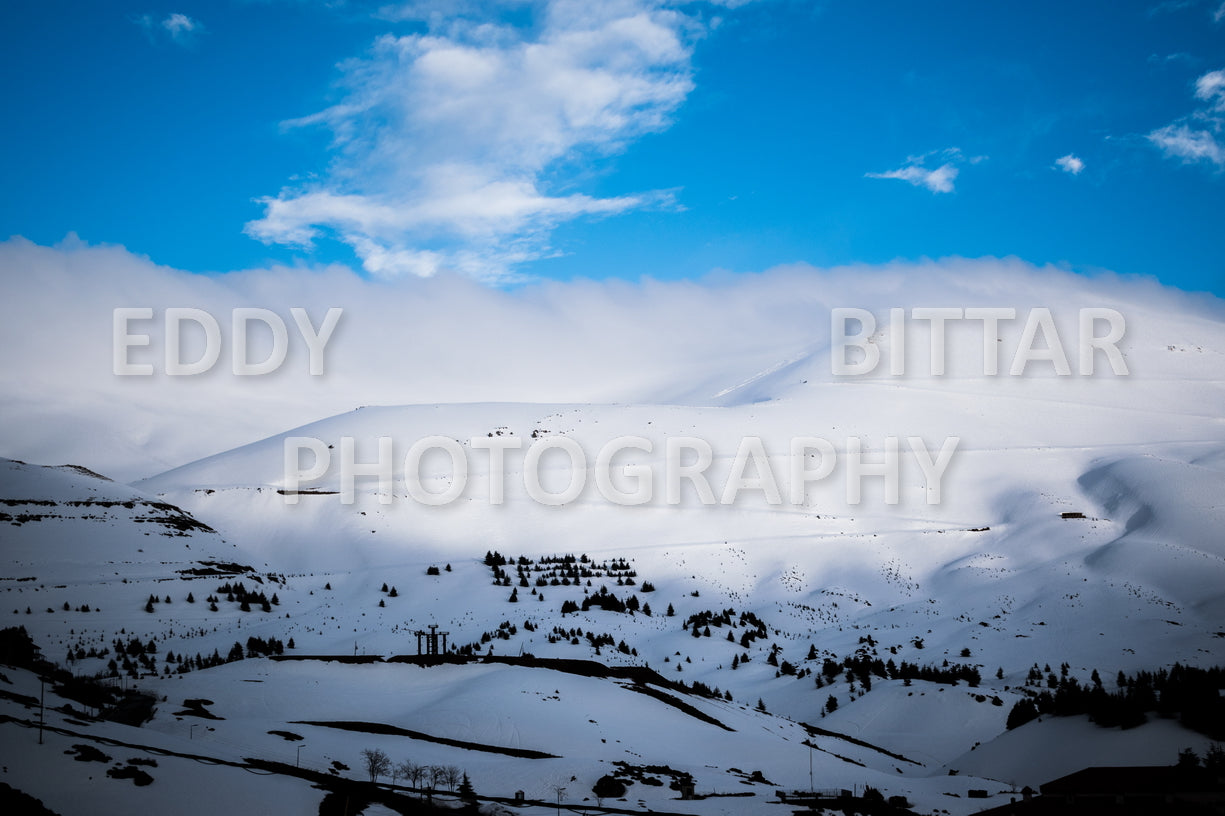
[1148,124,1225,166]
[1054,154,1085,175]
[1214,1,1225,22]
[1147,0,1195,17]
[1148,67,1225,169]
[1147,52,1197,68]
[865,148,978,194]
[246,0,719,281]
[134,12,203,46]
[1195,69,1225,109]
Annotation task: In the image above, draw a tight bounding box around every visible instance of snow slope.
[3,269,1224,815]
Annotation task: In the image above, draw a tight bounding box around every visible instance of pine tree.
[457,772,475,801]
[666,603,675,617]
[186,592,195,603]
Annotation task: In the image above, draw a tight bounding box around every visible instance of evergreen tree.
[457,772,476,801]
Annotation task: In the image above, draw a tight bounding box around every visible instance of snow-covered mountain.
[3,265,1224,816]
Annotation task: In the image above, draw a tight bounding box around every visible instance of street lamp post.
[297,744,304,768]
[190,723,197,740]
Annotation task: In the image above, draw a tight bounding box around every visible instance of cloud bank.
[2,236,1218,482]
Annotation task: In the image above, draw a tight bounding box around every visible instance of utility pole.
[809,740,813,794]
[297,744,304,768]
[38,676,45,745]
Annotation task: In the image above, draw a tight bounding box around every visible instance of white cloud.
[865,148,973,194]
[135,12,203,46]
[1148,123,1225,166]
[1214,1,1225,22]
[1195,69,1225,110]
[246,0,711,281]
[1055,154,1085,175]
[3,237,1208,481]
[1148,67,1225,169]
[868,164,959,193]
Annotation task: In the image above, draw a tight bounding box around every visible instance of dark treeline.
[1007,663,1225,737]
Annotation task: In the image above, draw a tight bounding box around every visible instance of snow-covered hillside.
[3,267,1224,816]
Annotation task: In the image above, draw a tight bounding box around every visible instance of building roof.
[1041,765,1220,796]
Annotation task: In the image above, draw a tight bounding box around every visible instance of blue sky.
[2,0,1223,293]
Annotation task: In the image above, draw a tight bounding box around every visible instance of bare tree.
[442,765,461,792]
[430,764,448,790]
[389,760,401,787]
[399,760,425,798]
[360,748,390,784]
